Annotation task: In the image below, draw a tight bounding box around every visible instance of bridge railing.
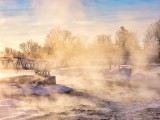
[0,56,158,70]
[0,57,51,70]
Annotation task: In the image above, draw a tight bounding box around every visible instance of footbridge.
[0,57,53,70]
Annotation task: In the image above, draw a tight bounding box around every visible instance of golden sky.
[0,0,160,50]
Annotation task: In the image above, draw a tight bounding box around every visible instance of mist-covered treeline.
[1,20,160,67]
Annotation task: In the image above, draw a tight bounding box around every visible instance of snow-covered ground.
[0,99,48,120]
[0,66,159,119]
[0,70,34,79]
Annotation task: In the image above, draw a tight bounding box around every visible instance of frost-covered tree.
[144,20,160,62]
[115,26,140,64]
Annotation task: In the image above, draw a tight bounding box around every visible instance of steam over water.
[0,65,159,119]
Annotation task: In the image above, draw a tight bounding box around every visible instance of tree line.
[1,20,160,67]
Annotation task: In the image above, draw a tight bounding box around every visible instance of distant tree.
[68,35,87,56]
[115,26,140,64]
[44,27,88,66]
[45,27,74,53]
[86,34,113,65]
[19,40,41,59]
[0,50,4,57]
[3,47,25,58]
[4,47,17,57]
[116,26,129,48]
[144,20,160,62]
[94,34,113,57]
[115,26,139,48]
[95,34,112,46]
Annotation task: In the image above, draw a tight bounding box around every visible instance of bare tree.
[19,40,41,59]
[45,27,74,50]
[115,26,140,64]
[116,26,129,48]
[4,47,17,57]
[0,50,4,57]
[144,20,160,61]
[95,34,112,46]
[44,27,88,66]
